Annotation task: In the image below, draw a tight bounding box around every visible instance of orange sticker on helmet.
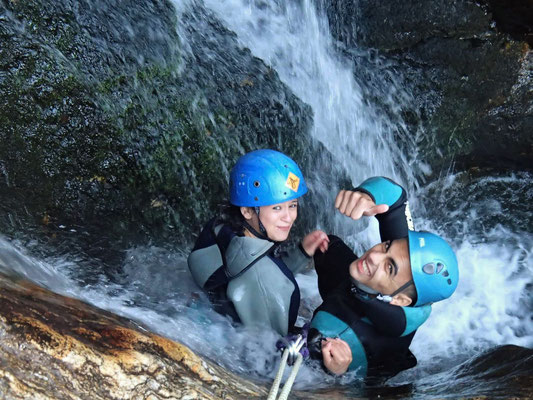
[285,172,300,192]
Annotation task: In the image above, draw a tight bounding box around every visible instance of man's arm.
[321,338,353,375]
[313,235,355,299]
[336,176,412,242]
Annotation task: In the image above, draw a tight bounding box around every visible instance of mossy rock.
[323,0,532,176]
[0,0,314,258]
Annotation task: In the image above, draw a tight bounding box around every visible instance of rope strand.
[277,353,303,400]
[267,348,289,400]
[267,349,303,400]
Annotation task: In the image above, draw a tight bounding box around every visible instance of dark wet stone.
[322,0,532,176]
[481,0,533,45]
[454,345,533,398]
[323,0,491,51]
[0,0,315,257]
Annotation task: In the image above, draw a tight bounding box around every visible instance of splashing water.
[410,173,533,367]
[193,0,421,186]
[191,0,532,373]
[1,0,531,395]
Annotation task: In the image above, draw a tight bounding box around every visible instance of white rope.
[267,349,303,400]
[267,348,289,400]
[277,353,303,400]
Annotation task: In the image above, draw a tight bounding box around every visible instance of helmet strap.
[351,280,380,295]
[242,207,287,249]
[242,220,268,241]
[351,279,414,304]
[253,206,268,235]
[390,279,414,297]
[377,280,415,303]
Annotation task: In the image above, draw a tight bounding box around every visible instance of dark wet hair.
[217,202,246,234]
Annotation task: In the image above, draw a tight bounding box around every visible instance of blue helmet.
[408,231,459,306]
[229,149,308,206]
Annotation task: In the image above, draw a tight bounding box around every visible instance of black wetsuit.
[308,177,431,378]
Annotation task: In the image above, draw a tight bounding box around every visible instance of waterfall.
[192,0,422,186]
[1,0,531,393]
[178,0,533,378]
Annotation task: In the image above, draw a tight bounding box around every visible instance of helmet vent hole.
[447,279,452,285]
[253,181,261,187]
[422,263,435,274]
[436,263,444,273]
[254,196,259,201]
[442,270,449,277]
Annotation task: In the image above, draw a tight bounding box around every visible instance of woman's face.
[241,199,298,242]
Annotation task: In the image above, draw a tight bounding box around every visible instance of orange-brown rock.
[0,271,268,399]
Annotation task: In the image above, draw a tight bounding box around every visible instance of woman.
[188,149,328,336]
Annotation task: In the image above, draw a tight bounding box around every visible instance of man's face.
[349,238,412,296]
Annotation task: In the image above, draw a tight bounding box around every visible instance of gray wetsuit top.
[188,219,311,336]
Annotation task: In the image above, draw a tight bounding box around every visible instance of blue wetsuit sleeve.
[355,177,411,242]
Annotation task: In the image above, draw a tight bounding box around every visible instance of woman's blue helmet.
[230,149,308,206]
[408,231,459,306]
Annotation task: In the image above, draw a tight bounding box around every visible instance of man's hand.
[321,338,353,375]
[301,230,329,256]
[335,190,389,220]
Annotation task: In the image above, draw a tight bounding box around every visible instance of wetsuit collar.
[241,220,284,257]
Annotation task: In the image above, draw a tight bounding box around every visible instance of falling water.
[193,0,422,184]
[1,0,531,396]
[194,0,532,371]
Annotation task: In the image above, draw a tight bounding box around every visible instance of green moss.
[1,0,314,249]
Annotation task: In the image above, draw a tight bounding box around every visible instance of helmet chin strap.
[242,208,286,259]
[352,280,380,295]
[242,207,270,241]
[352,279,414,303]
[242,220,268,241]
[254,206,269,237]
[242,209,285,257]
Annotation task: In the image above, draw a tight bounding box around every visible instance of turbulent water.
[1,0,532,398]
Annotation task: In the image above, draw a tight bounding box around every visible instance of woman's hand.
[321,338,353,375]
[335,190,389,221]
[301,230,329,256]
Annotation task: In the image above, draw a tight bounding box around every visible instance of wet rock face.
[324,0,491,51]
[399,34,531,173]
[0,0,313,249]
[323,0,532,175]
[0,271,267,399]
[481,0,533,45]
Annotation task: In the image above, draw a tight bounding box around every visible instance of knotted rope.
[267,335,305,400]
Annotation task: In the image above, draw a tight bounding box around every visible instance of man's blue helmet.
[408,231,459,306]
[230,149,308,206]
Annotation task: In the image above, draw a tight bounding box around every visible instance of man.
[307,176,459,378]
